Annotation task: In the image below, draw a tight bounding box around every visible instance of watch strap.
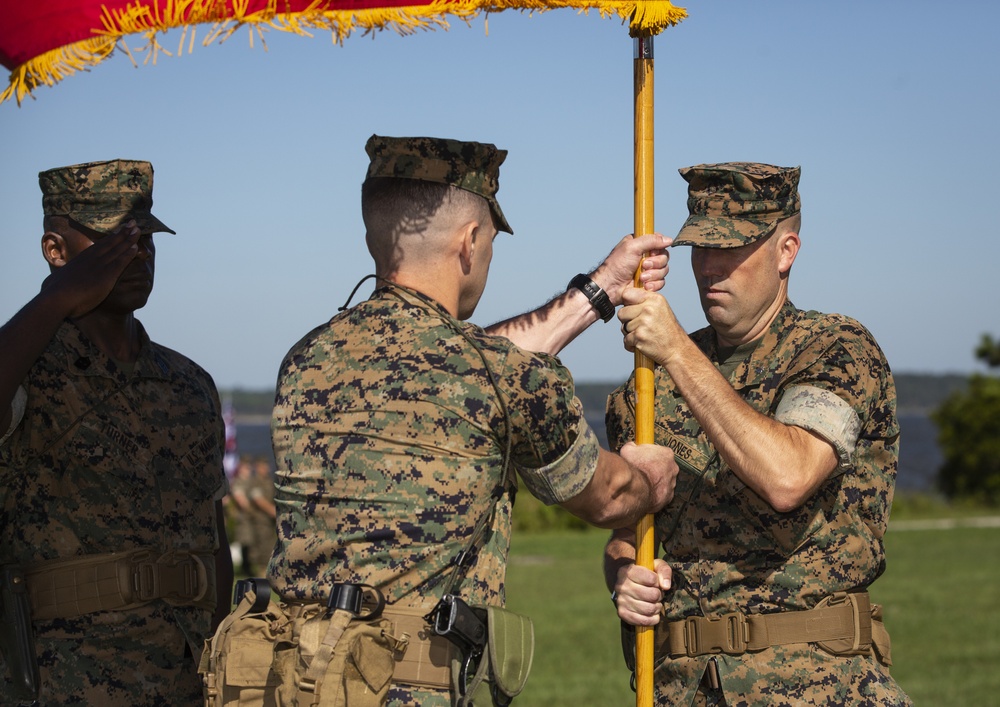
[568,273,615,322]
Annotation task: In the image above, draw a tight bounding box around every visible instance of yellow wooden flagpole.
[632,32,656,707]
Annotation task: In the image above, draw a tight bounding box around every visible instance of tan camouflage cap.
[39,159,175,235]
[673,162,800,248]
[364,134,513,234]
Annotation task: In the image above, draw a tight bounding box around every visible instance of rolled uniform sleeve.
[771,314,894,475]
[493,343,597,506]
[775,384,861,470]
[515,421,599,504]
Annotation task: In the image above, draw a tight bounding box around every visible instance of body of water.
[235,414,942,493]
[582,411,940,492]
[894,414,943,492]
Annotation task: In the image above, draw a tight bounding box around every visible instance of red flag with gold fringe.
[0,1,685,105]
[0,2,688,704]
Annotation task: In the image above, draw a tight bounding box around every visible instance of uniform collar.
[59,320,169,381]
[724,299,799,389]
[374,283,457,322]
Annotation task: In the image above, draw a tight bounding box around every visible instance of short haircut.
[43,214,114,241]
[781,212,802,235]
[43,214,69,233]
[362,178,492,272]
[361,178,489,237]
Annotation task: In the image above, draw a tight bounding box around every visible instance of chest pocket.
[160,429,224,494]
[653,429,717,544]
[151,427,225,551]
[75,415,151,472]
[20,374,151,479]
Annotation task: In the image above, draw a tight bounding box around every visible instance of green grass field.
[504,520,1000,706]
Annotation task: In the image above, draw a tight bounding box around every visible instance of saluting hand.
[40,220,141,319]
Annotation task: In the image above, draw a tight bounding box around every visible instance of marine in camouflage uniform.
[246,457,277,573]
[0,160,232,704]
[267,135,677,706]
[604,163,911,706]
[226,457,259,575]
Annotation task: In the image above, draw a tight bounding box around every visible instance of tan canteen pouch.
[199,582,287,706]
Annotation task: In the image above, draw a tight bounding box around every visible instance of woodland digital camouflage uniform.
[246,461,277,572]
[605,160,909,705]
[607,303,907,706]
[0,321,227,704]
[268,285,600,707]
[672,162,801,248]
[364,134,512,234]
[0,159,224,704]
[38,158,175,235]
[227,461,259,572]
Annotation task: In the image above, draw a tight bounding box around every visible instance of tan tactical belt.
[283,600,455,690]
[23,548,216,621]
[660,592,891,663]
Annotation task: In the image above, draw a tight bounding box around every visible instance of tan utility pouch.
[200,583,289,707]
[200,583,423,707]
[454,606,534,707]
[870,603,892,666]
[809,591,891,665]
[382,604,455,690]
[288,603,405,707]
[813,591,873,657]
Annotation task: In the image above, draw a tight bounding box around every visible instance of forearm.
[0,291,74,429]
[253,498,277,517]
[486,232,670,354]
[603,528,637,592]
[486,286,601,355]
[663,338,836,511]
[559,447,657,529]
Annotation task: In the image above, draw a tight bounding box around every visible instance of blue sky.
[1,1,997,391]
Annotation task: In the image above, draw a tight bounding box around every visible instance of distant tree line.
[932,334,1000,505]
[220,373,972,420]
[519,376,970,416]
[221,389,276,416]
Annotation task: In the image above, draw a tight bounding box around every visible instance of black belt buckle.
[327,583,363,615]
[233,577,271,613]
[326,583,385,620]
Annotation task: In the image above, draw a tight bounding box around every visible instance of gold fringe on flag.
[2,0,686,105]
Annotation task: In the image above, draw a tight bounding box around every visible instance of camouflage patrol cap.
[364,134,513,234]
[39,159,175,235]
[673,162,800,248]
